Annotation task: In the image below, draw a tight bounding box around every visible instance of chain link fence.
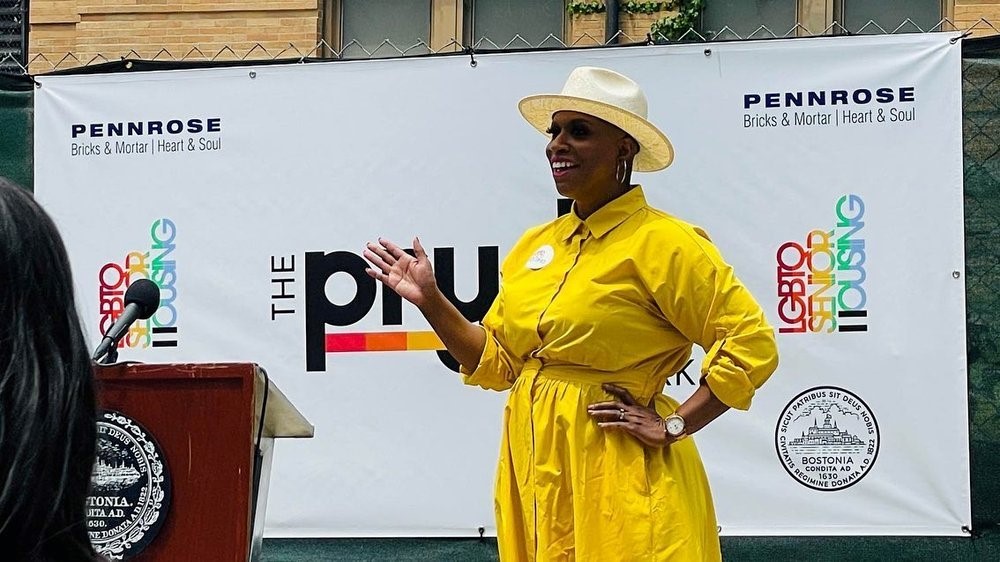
[1,16,999,75]
[962,43,1000,527]
[0,0,27,74]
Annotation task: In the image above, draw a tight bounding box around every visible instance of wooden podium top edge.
[94,361,259,381]
[94,362,315,439]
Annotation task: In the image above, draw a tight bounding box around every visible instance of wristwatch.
[663,413,687,441]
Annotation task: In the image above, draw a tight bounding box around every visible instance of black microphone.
[92,278,161,362]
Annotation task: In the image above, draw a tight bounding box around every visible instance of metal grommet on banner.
[465,46,477,68]
[125,61,133,70]
[249,71,257,79]
[953,270,961,279]
[704,48,712,57]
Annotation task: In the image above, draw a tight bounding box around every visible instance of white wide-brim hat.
[518,66,674,172]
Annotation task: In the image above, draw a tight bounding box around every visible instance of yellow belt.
[515,357,662,406]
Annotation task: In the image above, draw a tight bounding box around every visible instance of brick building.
[17,1,1000,73]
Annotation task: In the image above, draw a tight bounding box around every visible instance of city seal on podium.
[88,410,172,560]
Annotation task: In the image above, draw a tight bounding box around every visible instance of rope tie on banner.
[951,30,974,44]
[465,45,477,68]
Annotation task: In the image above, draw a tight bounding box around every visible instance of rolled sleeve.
[643,224,779,410]
[460,283,523,391]
[700,323,778,410]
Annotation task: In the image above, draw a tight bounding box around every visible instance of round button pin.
[526,245,554,270]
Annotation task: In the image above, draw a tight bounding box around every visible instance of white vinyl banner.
[35,33,969,536]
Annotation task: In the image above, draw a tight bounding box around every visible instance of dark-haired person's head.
[0,177,98,561]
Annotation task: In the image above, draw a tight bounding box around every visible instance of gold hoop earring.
[616,158,627,187]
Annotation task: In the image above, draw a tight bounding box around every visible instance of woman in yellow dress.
[364,66,778,561]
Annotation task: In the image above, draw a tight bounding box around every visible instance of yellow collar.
[559,186,647,241]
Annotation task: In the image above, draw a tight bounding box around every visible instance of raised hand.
[363,237,438,308]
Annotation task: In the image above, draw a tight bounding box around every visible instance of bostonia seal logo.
[88,410,171,560]
[775,386,879,491]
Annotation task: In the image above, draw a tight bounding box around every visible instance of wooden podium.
[94,363,313,561]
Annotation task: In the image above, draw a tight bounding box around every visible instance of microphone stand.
[95,326,125,364]
[93,278,160,365]
[100,341,120,365]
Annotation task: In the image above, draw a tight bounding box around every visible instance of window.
[838,0,943,33]
[464,0,565,49]
[702,0,798,39]
[0,0,27,72]
[341,0,432,58]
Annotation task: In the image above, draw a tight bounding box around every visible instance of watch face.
[666,416,685,436]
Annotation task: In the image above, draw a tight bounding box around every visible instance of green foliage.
[569,2,678,16]
[649,0,704,41]
[567,1,606,15]
[621,2,675,15]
